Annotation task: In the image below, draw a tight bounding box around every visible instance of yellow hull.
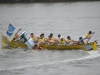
[2,36,27,49]
[40,42,97,51]
[2,36,97,50]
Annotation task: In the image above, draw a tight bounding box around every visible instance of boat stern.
[92,41,97,51]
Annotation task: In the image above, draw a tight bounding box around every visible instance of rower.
[57,34,61,44]
[13,28,22,41]
[78,37,85,44]
[59,36,66,46]
[30,32,37,43]
[66,36,73,45]
[66,36,78,45]
[50,33,58,44]
[37,34,46,47]
[50,33,55,41]
[82,31,94,40]
[47,35,55,45]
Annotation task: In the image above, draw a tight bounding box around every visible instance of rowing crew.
[30,31,94,47]
[13,30,94,49]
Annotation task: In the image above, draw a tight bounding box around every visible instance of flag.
[6,24,15,37]
[2,23,17,42]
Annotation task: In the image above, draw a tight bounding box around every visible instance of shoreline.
[0,0,100,3]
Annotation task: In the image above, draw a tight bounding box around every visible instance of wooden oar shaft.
[97,45,100,48]
[16,28,21,34]
[53,45,61,52]
[97,45,100,46]
[87,33,94,43]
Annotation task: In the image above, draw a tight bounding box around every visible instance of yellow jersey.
[31,36,37,41]
[38,38,45,43]
[67,39,74,43]
[47,37,55,43]
[84,33,88,38]
[60,39,66,44]
[51,37,55,40]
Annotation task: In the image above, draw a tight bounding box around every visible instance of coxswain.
[13,28,22,41]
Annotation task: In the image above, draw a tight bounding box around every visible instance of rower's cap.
[31,32,34,34]
[41,33,44,35]
[50,33,53,36]
[60,36,63,39]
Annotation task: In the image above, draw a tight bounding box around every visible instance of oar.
[12,28,22,41]
[53,45,61,52]
[97,45,100,48]
[16,28,22,35]
[44,42,55,49]
[43,44,50,49]
[87,32,94,43]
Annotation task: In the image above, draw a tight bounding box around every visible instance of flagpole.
[6,20,22,35]
[6,19,11,24]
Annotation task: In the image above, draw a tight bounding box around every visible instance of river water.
[0,1,100,75]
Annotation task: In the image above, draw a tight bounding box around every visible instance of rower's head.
[40,34,43,39]
[50,33,53,37]
[60,36,63,39]
[79,37,82,40]
[48,35,52,40]
[31,32,34,36]
[89,31,92,34]
[60,36,63,41]
[58,34,61,38]
[41,33,44,37]
[67,36,71,40]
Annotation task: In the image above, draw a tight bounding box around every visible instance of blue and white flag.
[6,24,15,37]
[2,23,17,41]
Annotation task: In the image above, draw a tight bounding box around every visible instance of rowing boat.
[2,23,98,51]
[2,35,97,51]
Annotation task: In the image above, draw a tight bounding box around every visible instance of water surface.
[0,1,100,75]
